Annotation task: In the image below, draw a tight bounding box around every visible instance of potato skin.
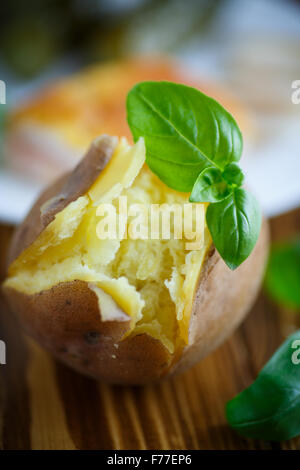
[4,281,172,385]
[3,136,269,385]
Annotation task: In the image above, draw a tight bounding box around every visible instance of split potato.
[3,135,269,384]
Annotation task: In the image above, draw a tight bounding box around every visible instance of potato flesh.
[5,138,211,352]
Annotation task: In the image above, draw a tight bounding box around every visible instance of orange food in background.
[6,57,247,183]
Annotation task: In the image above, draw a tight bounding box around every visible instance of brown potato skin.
[3,136,269,385]
[4,281,172,385]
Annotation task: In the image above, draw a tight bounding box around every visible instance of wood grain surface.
[0,208,299,450]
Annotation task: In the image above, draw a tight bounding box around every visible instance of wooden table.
[0,208,299,450]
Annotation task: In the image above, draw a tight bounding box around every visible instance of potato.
[3,135,269,385]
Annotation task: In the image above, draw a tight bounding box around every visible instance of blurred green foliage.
[0,0,221,79]
[2,19,59,78]
[265,237,300,310]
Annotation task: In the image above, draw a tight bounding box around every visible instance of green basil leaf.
[189,167,231,203]
[206,188,261,270]
[222,162,245,186]
[226,330,300,441]
[265,238,300,310]
[147,155,204,193]
[127,81,243,191]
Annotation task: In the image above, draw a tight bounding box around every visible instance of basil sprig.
[226,330,300,441]
[127,81,261,269]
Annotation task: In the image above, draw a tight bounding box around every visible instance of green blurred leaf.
[226,330,300,441]
[2,19,59,78]
[265,238,300,310]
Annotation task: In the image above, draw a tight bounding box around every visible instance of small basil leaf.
[189,167,231,203]
[226,330,300,442]
[206,188,261,270]
[127,81,243,191]
[265,238,300,310]
[222,162,245,187]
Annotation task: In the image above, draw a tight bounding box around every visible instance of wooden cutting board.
[0,208,299,450]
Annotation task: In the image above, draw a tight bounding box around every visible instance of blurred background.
[0,0,300,223]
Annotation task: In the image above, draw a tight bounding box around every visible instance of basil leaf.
[189,167,231,203]
[127,81,243,191]
[265,238,300,310]
[226,330,300,441]
[223,162,245,186]
[147,155,204,193]
[206,188,261,270]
